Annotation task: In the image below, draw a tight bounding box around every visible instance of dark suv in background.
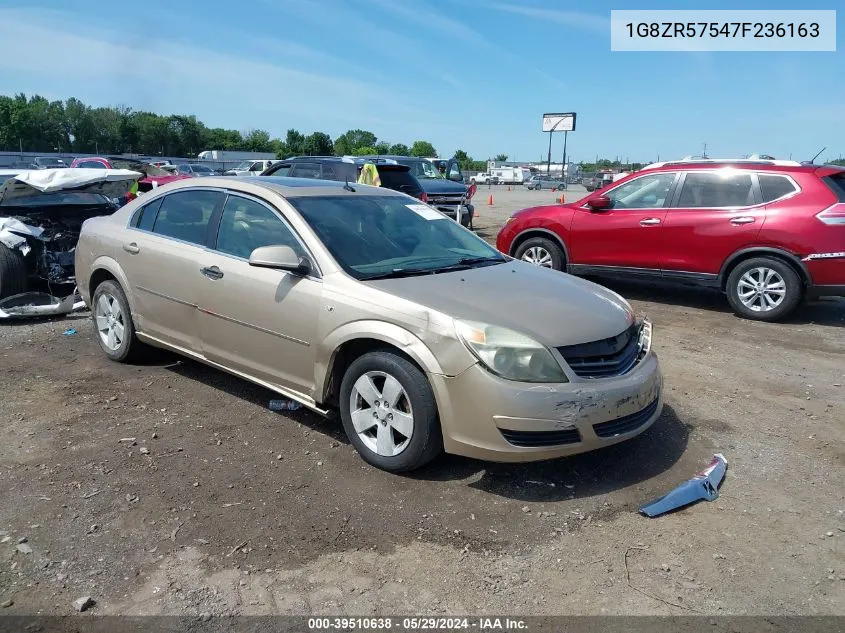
[371,155,474,227]
[262,156,475,226]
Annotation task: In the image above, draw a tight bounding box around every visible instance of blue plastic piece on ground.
[63,328,77,336]
[639,453,728,518]
[269,399,302,412]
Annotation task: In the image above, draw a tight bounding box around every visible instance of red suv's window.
[758,174,797,202]
[604,173,676,208]
[676,172,755,207]
[824,172,845,201]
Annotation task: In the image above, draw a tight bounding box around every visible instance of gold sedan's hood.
[366,260,636,347]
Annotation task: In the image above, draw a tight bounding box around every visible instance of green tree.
[830,157,845,166]
[494,153,508,162]
[374,141,391,155]
[453,149,473,170]
[388,143,410,155]
[205,127,244,151]
[284,129,306,156]
[334,129,377,155]
[242,129,272,152]
[355,146,377,155]
[410,140,436,157]
[302,131,333,155]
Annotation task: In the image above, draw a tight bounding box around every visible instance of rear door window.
[151,190,223,245]
[676,172,756,208]
[289,162,321,179]
[133,197,164,230]
[758,174,797,202]
[320,164,338,180]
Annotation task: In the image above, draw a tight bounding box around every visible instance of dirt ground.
[1,189,844,617]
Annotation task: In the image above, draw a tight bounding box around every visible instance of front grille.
[499,427,581,448]
[593,397,659,438]
[556,323,642,379]
[428,196,464,206]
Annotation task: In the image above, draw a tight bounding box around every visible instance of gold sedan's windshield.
[290,195,504,279]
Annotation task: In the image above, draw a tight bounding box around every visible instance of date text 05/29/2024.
[610,9,836,51]
[307,617,528,631]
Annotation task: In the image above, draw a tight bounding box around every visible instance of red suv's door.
[570,171,679,270]
[660,170,765,276]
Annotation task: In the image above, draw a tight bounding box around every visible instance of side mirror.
[248,245,312,275]
[587,195,612,211]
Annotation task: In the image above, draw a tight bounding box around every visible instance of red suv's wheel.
[725,257,802,321]
[513,237,565,270]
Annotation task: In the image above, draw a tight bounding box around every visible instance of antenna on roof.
[344,175,355,192]
[808,147,826,165]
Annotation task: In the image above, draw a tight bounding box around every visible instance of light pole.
[546,118,567,176]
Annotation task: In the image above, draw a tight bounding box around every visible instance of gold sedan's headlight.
[455,320,568,383]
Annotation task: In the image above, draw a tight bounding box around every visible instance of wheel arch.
[317,323,444,408]
[719,247,811,291]
[509,228,570,264]
[86,257,137,315]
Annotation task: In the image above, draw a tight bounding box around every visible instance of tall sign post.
[542,112,576,177]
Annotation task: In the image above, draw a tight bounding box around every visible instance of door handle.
[200,266,224,280]
[122,242,140,254]
[730,216,756,225]
[639,218,661,226]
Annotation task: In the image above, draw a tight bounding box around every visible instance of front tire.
[725,257,802,321]
[91,280,142,362]
[514,237,565,270]
[339,350,442,472]
[0,243,28,299]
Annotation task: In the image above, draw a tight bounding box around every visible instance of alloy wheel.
[521,246,554,267]
[737,267,786,312]
[95,292,125,351]
[349,371,414,457]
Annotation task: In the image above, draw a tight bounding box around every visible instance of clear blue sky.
[0,0,842,163]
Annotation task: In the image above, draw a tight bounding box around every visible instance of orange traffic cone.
[559,194,565,203]
[487,194,494,205]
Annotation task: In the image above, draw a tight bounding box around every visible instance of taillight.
[420,192,428,203]
[816,203,845,225]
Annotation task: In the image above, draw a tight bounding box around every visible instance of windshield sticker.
[406,204,443,221]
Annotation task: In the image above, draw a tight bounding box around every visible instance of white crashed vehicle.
[0,168,140,318]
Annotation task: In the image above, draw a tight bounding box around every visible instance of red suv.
[496,159,845,321]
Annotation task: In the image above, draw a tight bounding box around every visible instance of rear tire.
[339,350,442,473]
[725,257,802,321]
[0,243,28,299]
[513,237,565,270]
[91,280,143,362]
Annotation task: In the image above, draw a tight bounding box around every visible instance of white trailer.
[198,150,276,161]
[490,166,531,184]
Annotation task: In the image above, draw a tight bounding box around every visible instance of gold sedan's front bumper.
[430,353,663,462]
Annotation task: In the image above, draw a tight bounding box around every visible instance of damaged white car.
[0,168,141,318]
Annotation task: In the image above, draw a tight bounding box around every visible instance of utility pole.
[546,118,566,175]
[703,142,708,158]
[561,131,568,180]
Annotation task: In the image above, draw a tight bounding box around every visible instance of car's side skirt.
[567,264,721,288]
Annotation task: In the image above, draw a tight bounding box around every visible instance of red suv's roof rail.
[643,158,803,170]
